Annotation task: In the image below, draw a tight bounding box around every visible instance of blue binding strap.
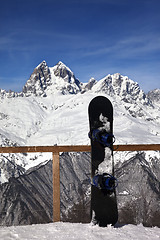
[92,173,118,191]
[89,129,115,147]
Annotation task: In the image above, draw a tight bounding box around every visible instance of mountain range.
[0,61,159,227]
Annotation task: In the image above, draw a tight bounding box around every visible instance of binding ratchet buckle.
[92,173,118,191]
[89,129,115,147]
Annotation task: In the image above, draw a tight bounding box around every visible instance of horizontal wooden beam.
[0,145,90,153]
[113,144,160,152]
[0,144,159,153]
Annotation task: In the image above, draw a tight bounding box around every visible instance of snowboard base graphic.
[88,96,118,227]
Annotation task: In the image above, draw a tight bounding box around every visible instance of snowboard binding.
[89,129,115,147]
[92,173,118,192]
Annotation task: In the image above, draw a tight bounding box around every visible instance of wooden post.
[52,152,60,222]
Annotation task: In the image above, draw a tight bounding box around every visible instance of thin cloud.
[82,33,160,59]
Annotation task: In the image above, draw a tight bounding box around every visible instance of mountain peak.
[22,61,83,96]
[36,60,47,69]
[22,61,51,97]
[147,88,160,104]
[0,60,156,107]
[57,61,70,69]
[53,61,74,80]
[89,72,153,118]
[91,72,147,99]
[49,61,82,95]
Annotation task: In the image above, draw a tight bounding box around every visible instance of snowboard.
[88,96,118,227]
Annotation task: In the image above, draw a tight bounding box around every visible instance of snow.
[0,89,159,183]
[0,60,159,183]
[99,114,110,132]
[0,61,160,231]
[0,222,160,240]
[0,61,159,149]
[98,148,112,174]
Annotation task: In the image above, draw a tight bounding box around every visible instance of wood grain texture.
[52,152,60,222]
[0,144,159,153]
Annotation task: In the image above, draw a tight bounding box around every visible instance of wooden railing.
[0,144,160,153]
[0,144,160,222]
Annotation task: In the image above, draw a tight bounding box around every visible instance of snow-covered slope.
[1,222,160,240]
[0,61,159,227]
[0,61,159,181]
[0,61,159,146]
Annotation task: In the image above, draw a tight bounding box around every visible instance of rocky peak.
[48,61,82,95]
[112,73,148,102]
[81,78,97,93]
[91,73,151,105]
[89,73,154,119]
[147,89,160,104]
[0,89,19,99]
[22,61,51,97]
[53,61,73,80]
[21,61,83,96]
[53,61,81,86]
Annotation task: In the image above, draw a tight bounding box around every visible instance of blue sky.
[0,0,160,93]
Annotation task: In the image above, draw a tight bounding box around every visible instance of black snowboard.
[88,96,118,227]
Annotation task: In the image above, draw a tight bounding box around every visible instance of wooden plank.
[52,152,60,222]
[54,145,91,152]
[113,144,160,151]
[0,145,91,153]
[0,144,159,153]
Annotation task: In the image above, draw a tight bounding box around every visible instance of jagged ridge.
[22,61,83,96]
[0,60,160,227]
[1,60,159,106]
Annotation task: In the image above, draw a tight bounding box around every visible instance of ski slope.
[0,222,160,240]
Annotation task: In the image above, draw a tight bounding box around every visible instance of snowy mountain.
[22,60,52,97]
[22,61,83,96]
[0,60,159,147]
[147,88,160,105]
[0,60,160,227]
